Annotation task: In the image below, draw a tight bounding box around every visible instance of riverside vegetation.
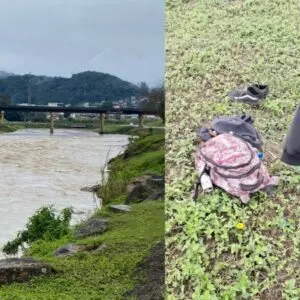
[0,118,164,135]
[0,129,164,299]
[0,123,18,133]
[166,0,300,299]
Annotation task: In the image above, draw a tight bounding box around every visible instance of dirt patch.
[264,208,277,220]
[259,287,282,300]
[263,141,282,167]
[125,241,165,300]
[125,174,164,204]
[183,0,197,9]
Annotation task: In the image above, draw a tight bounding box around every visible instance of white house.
[18,103,35,106]
[48,102,64,107]
[47,102,64,119]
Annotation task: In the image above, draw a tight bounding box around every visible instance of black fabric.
[198,127,212,142]
[252,84,269,97]
[198,114,262,150]
[281,104,300,166]
[248,86,260,96]
[281,151,300,166]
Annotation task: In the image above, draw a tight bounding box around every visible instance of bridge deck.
[0,105,157,115]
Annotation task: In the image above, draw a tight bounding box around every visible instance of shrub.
[2,206,72,255]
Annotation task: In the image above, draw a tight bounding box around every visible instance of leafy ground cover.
[0,131,164,299]
[166,0,300,298]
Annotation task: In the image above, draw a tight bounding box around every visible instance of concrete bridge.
[0,105,159,134]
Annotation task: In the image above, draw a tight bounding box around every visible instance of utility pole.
[84,78,86,101]
[25,74,32,123]
[83,77,87,105]
[28,74,32,104]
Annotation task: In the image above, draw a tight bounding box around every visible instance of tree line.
[0,81,165,123]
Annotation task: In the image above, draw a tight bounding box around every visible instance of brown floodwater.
[0,129,128,257]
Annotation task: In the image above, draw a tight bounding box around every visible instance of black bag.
[198,114,262,150]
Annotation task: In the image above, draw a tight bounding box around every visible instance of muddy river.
[0,129,128,257]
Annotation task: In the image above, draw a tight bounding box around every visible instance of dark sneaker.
[252,84,269,99]
[228,84,269,104]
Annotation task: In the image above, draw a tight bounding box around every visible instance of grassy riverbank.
[0,123,19,133]
[166,0,300,299]
[2,120,164,135]
[6,118,163,130]
[0,131,164,299]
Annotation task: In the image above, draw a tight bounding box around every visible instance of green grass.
[98,132,164,204]
[102,126,164,136]
[7,121,120,131]
[6,120,164,135]
[166,0,300,299]
[0,202,164,300]
[0,123,19,133]
[7,117,163,127]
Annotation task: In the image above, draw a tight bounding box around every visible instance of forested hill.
[0,71,139,105]
[0,71,14,79]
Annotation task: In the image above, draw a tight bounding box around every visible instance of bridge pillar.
[50,112,54,134]
[99,113,104,134]
[138,114,144,128]
[0,111,4,124]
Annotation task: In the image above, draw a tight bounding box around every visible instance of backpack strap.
[193,159,207,202]
[193,177,202,202]
[213,161,261,179]
[240,172,264,191]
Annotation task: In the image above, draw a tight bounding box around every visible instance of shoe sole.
[229,97,263,105]
[228,93,267,104]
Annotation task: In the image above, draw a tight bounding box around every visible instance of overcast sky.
[0,0,164,86]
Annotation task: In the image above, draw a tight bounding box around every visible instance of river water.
[0,129,128,258]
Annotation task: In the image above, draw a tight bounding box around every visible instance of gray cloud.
[0,0,164,85]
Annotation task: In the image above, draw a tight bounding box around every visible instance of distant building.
[48,102,64,107]
[47,102,64,119]
[18,103,35,106]
[94,102,104,107]
[145,115,157,120]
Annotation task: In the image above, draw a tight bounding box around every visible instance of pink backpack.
[195,133,279,203]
